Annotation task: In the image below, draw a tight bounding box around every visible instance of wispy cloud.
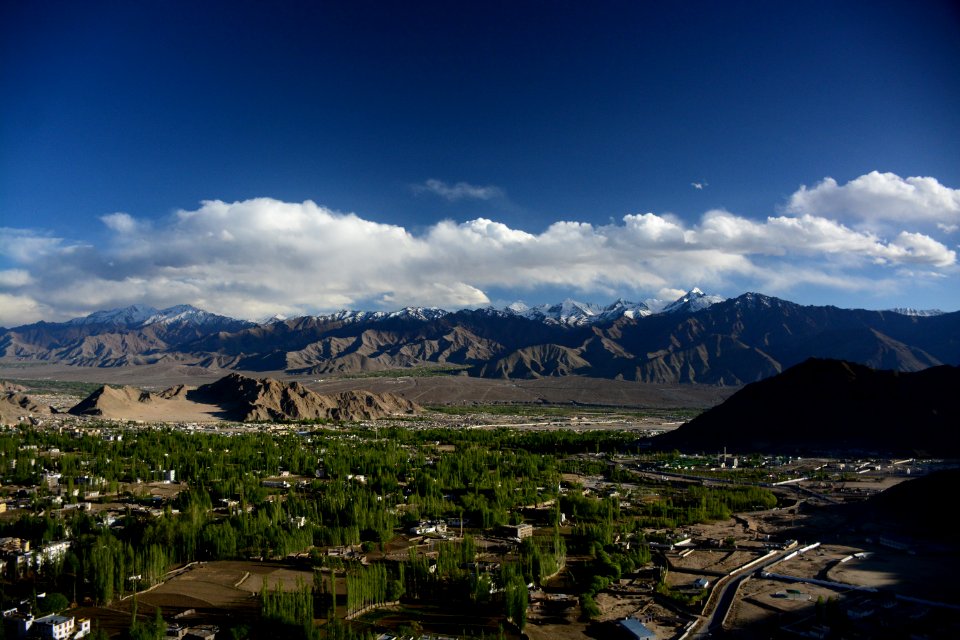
[1,172,956,325]
[412,179,504,201]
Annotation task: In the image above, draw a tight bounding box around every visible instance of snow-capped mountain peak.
[504,297,672,324]
[388,307,449,321]
[598,298,652,321]
[504,298,603,326]
[67,304,160,327]
[67,304,249,329]
[143,304,218,326]
[550,299,600,321]
[887,307,944,317]
[661,288,725,314]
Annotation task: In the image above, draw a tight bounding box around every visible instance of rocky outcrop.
[67,373,421,423]
[190,373,420,422]
[68,385,161,416]
[0,392,53,425]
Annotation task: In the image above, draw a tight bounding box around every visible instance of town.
[0,398,955,640]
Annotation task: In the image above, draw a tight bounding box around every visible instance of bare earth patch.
[139,560,314,611]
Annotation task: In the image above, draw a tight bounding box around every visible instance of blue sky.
[2,1,959,324]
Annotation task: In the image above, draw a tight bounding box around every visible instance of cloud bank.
[787,171,960,227]
[1,172,957,325]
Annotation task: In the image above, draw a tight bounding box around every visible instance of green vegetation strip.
[1,377,103,397]
[427,403,701,420]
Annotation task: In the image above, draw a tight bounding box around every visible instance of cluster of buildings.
[0,538,71,578]
[409,520,447,536]
[2,610,90,639]
[164,623,218,639]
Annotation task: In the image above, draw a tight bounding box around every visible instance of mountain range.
[1,290,957,384]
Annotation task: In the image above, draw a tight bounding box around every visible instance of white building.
[3,612,90,639]
[501,523,533,541]
[34,614,75,639]
[409,520,447,535]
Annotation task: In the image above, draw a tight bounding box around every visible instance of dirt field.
[668,548,765,578]
[63,560,318,639]
[139,560,314,609]
[726,538,960,638]
[65,562,287,639]
[828,547,960,602]
[728,576,842,638]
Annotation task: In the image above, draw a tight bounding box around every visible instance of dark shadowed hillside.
[651,359,960,456]
[857,468,960,537]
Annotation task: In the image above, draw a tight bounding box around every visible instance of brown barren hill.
[189,373,420,421]
[67,373,420,423]
[0,392,53,425]
[68,385,162,417]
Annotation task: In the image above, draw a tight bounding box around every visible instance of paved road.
[694,546,804,638]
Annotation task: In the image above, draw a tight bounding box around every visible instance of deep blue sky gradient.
[2,1,959,318]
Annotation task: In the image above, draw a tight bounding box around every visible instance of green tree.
[38,592,70,614]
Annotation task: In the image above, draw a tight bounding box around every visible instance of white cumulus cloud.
[0,182,957,325]
[0,293,52,327]
[100,212,139,234]
[787,171,960,227]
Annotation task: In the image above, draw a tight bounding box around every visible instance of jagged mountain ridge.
[2,292,959,384]
[65,304,252,329]
[505,298,654,326]
[0,304,254,366]
[660,287,725,314]
[650,358,960,456]
[477,293,958,383]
